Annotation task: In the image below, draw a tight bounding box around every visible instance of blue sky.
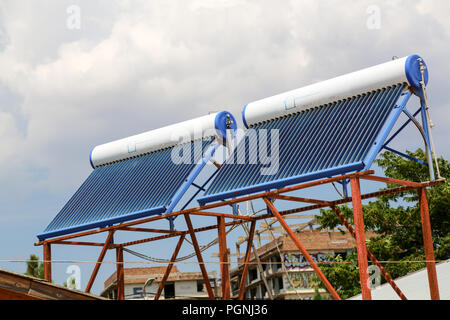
[0,0,449,296]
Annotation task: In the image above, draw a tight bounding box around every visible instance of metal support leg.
[217,216,230,300]
[418,187,440,300]
[184,214,215,300]
[263,198,341,300]
[238,220,256,300]
[155,234,185,300]
[116,246,125,300]
[331,206,407,300]
[350,177,372,300]
[85,230,115,293]
[240,222,273,300]
[43,243,52,282]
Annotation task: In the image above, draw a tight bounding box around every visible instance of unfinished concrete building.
[230,230,375,300]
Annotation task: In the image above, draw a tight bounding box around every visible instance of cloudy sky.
[0,0,449,295]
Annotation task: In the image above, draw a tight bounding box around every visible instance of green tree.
[64,277,77,290]
[315,149,449,298]
[312,287,325,300]
[24,254,45,279]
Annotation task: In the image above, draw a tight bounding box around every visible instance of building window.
[336,251,348,260]
[164,282,175,299]
[133,287,143,298]
[262,260,268,272]
[197,280,204,292]
[249,268,258,282]
[278,276,284,290]
[231,278,239,292]
[273,255,282,271]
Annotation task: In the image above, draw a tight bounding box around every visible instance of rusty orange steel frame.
[35,170,442,300]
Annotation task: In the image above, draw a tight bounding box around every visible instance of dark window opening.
[164,282,175,299]
[197,280,204,292]
[249,268,258,282]
[231,278,239,291]
[335,251,348,260]
[274,255,282,271]
[133,287,143,298]
[262,261,267,271]
[278,277,284,290]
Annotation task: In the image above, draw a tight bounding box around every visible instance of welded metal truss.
[35,170,443,300]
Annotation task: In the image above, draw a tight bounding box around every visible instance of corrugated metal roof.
[0,268,106,300]
[38,139,214,241]
[199,83,407,204]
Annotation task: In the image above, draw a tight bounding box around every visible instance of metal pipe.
[349,177,372,300]
[184,214,215,300]
[402,107,434,180]
[85,230,115,293]
[238,220,256,300]
[217,216,231,300]
[417,58,441,179]
[165,142,220,230]
[418,187,440,300]
[264,198,342,300]
[331,206,407,300]
[364,91,412,170]
[154,234,185,300]
[116,246,125,300]
[43,243,52,283]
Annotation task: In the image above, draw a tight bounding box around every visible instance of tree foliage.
[315,149,449,298]
[24,254,45,279]
[64,277,77,290]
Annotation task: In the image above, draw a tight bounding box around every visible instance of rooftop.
[103,266,215,292]
[0,268,105,300]
[349,260,450,300]
[238,229,377,264]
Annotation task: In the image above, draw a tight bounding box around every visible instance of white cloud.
[0,111,22,164]
[0,0,449,199]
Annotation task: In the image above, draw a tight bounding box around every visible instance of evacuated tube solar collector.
[37,111,237,241]
[199,54,435,205]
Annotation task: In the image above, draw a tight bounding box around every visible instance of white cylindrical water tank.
[242,54,429,128]
[90,111,237,168]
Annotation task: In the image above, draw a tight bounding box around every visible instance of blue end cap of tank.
[215,111,237,141]
[405,54,429,89]
[242,104,249,129]
[89,148,95,169]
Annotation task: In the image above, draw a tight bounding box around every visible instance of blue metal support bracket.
[191,182,206,191]
[342,179,349,198]
[165,143,220,230]
[383,107,421,147]
[179,167,221,212]
[382,146,428,166]
[363,91,413,170]
[232,203,239,215]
